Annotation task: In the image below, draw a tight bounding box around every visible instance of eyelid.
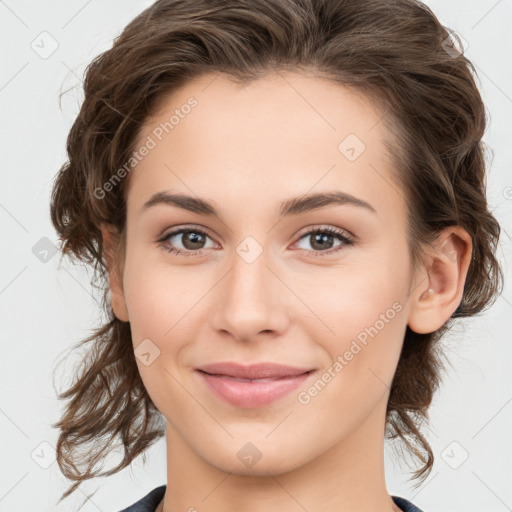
[157,223,215,240]
[158,223,354,243]
[294,224,355,242]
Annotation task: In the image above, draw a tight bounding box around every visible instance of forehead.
[135,70,386,152]
[127,71,404,224]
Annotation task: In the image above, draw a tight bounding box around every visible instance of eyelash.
[157,225,355,258]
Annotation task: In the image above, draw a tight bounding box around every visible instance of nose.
[209,246,290,343]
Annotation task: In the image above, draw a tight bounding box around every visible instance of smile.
[196,369,315,408]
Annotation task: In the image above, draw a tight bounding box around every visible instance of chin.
[198,439,308,477]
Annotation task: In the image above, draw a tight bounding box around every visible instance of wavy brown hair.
[50,0,504,503]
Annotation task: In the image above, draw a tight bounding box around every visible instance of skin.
[101,71,472,512]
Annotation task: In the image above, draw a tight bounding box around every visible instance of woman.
[49,0,503,511]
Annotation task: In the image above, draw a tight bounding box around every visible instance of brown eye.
[176,230,207,250]
[158,227,216,255]
[294,226,355,257]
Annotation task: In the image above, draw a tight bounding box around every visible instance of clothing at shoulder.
[393,495,426,512]
[118,485,166,512]
[117,486,426,512]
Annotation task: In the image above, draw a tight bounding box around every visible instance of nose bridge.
[210,242,288,341]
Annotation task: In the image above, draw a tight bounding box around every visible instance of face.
[108,71,422,476]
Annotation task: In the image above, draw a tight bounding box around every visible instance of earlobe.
[101,223,129,322]
[407,227,472,334]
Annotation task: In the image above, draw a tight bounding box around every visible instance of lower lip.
[196,370,314,408]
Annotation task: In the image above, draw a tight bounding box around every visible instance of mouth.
[196,369,315,382]
[195,362,316,408]
[198,373,311,382]
[196,361,315,379]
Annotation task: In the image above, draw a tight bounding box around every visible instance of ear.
[407,226,472,334]
[101,223,129,322]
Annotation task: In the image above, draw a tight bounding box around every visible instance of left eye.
[158,225,355,257]
[294,227,354,255]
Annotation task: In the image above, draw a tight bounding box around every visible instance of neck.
[161,399,401,512]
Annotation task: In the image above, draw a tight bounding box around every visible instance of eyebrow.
[141,190,377,218]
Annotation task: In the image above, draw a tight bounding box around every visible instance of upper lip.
[196,362,314,379]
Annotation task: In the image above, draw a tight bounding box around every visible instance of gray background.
[0,1,510,511]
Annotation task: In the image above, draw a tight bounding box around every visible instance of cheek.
[304,256,407,338]
[121,250,209,402]
[121,255,197,414]
[121,248,199,341]
[304,250,409,387]
[299,292,406,427]
[320,293,406,392]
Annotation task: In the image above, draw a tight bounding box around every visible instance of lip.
[195,362,315,408]
[197,361,314,379]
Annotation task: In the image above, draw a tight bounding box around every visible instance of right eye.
[158,226,217,256]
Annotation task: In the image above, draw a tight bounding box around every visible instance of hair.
[50,0,504,503]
